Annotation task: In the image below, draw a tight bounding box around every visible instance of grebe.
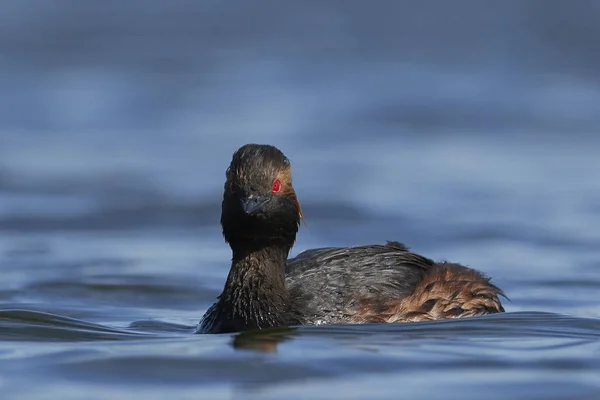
[198,144,504,334]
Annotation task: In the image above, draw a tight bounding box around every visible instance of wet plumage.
[198,144,505,334]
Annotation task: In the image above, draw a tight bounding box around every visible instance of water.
[2,1,600,398]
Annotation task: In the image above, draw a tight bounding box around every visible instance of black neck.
[217,241,292,331]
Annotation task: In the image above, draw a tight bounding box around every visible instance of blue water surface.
[1,1,600,399]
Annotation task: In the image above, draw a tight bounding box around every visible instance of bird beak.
[240,194,270,215]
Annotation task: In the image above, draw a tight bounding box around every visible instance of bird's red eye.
[272,179,281,193]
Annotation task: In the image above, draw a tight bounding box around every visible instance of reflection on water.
[1,310,600,400]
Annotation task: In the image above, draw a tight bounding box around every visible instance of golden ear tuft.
[296,197,306,227]
[276,163,306,227]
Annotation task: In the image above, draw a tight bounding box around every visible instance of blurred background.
[2,0,600,312]
[2,1,600,398]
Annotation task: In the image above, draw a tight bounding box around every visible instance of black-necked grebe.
[198,144,504,334]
